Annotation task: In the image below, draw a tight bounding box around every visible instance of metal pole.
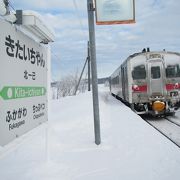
[74,57,88,95]
[88,41,91,91]
[87,0,101,145]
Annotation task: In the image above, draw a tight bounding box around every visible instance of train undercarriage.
[131,100,180,116]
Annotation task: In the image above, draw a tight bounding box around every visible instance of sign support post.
[87,0,101,145]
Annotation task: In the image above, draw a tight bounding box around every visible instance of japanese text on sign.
[5,35,45,68]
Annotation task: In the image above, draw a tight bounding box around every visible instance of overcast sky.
[12,0,180,81]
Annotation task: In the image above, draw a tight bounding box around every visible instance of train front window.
[132,65,146,80]
[166,64,180,78]
[151,66,160,79]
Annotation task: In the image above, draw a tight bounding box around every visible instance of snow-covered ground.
[0,85,180,180]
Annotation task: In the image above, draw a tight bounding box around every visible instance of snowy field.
[0,85,180,180]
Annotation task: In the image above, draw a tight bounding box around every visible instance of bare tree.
[57,71,80,98]
[51,69,88,99]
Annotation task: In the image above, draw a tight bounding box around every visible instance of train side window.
[132,65,146,80]
[177,65,180,77]
[166,64,180,78]
[151,66,160,79]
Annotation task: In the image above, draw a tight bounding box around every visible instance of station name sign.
[0,19,48,146]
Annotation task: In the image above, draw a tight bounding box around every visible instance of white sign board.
[0,19,48,146]
[95,0,135,25]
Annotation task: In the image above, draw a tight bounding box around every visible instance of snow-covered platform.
[0,86,180,180]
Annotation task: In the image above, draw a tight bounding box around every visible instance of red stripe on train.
[132,85,147,92]
[166,83,180,91]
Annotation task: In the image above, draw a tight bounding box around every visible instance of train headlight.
[132,85,139,91]
[175,83,179,89]
[152,101,165,112]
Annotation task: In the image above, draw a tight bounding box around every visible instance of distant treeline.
[51,77,109,87]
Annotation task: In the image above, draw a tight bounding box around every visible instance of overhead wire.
[7,0,16,12]
[51,0,88,81]
[51,51,67,69]
[71,0,90,90]
[72,0,85,33]
[0,0,16,14]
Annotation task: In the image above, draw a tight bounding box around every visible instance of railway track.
[143,114,180,148]
[165,116,180,127]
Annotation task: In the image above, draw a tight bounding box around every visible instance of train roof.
[128,51,180,59]
[110,50,180,77]
[123,50,180,65]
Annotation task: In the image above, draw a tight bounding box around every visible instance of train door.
[147,60,165,96]
[121,66,126,99]
[121,65,129,100]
